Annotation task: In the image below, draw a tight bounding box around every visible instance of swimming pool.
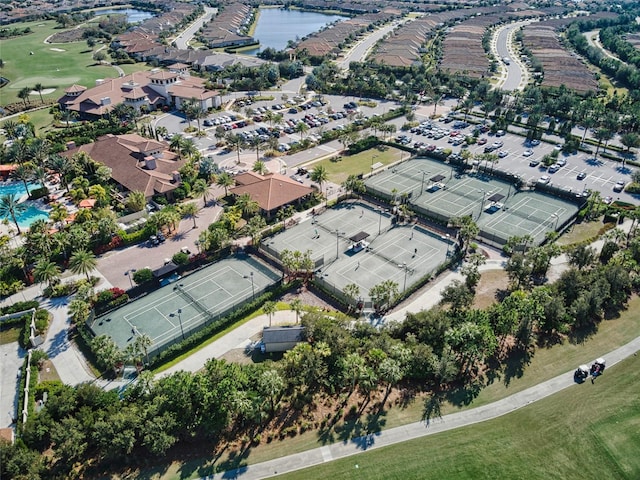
[16,205,50,228]
[0,181,50,228]
[0,179,41,196]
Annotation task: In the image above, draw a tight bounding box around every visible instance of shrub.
[29,186,49,200]
[132,268,153,284]
[172,251,189,265]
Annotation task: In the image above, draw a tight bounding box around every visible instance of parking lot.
[153,91,638,205]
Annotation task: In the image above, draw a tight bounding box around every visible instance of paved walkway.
[209,334,640,479]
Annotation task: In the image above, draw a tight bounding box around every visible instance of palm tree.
[310,165,328,198]
[68,249,97,280]
[169,134,186,153]
[235,192,260,218]
[290,298,303,324]
[134,333,153,365]
[47,154,74,193]
[294,121,309,139]
[33,259,60,288]
[252,159,267,175]
[30,165,47,189]
[191,178,211,206]
[11,164,33,198]
[59,109,78,128]
[18,87,31,107]
[34,83,44,103]
[0,194,27,234]
[226,133,246,165]
[180,201,199,229]
[125,191,146,212]
[262,300,277,327]
[216,172,234,197]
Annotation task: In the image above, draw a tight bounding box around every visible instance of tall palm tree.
[68,249,97,280]
[310,165,328,198]
[34,83,45,103]
[191,178,211,206]
[11,164,33,198]
[180,201,199,229]
[262,300,277,327]
[30,165,48,189]
[0,194,27,234]
[169,134,186,154]
[33,259,61,288]
[226,133,246,165]
[216,172,234,197]
[290,298,303,324]
[59,109,78,128]
[47,154,74,193]
[18,87,31,107]
[125,190,146,212]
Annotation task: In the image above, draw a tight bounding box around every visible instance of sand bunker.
[49,48,65,52]
[29,88,56,95]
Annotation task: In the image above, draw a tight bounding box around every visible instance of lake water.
[244,8,348,55]
[95,8,155,23]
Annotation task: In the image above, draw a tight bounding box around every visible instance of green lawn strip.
[275,355,640,480]
[0,325,21,344]
[305,147,404,184]
[151,302,292,374]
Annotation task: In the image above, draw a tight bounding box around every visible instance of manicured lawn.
[0,19,146,106]
[276,355,640,480]
[0,325,21,344]
[556,218,609,247]
[306,146,405,184]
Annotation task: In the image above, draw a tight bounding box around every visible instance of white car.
[613,180,626,192]
[523,149,534,157]
[498,150,508,158]
[538,175,551,185]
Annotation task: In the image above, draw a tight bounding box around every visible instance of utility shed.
[261,325,305,353]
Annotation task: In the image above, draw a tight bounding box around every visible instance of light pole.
[377,208,386,235]
[335,230,344,260]
[402,262,408,292]
[170,308,185,340]
[477,190,487,219]
[420,171,430,195]
[124,268,137,288]
[243,271,255,300]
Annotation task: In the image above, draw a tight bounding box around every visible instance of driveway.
[97,199,223,291]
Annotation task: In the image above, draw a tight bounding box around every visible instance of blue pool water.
[0,182,50,228]
[16,205,50,228]
[0,181,33,197]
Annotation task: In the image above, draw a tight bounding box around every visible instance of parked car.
[603,196,613,204]
[498,150,508,158]
[557,158,567,167]
[537,175,551,185]
[548,164,560,173]
[477,138,487,145]
[613,180,626,192]
[529,159,541,167]
[523,149,534,157]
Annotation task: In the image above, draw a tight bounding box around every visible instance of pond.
[244,8,348,55]
[94,8,155,23]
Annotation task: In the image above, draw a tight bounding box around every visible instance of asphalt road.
[173,6,217,50]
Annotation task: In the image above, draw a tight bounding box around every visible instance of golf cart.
[590,358,606,380]
[574,365,589,383]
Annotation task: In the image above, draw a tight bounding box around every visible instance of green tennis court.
[262,201,452,307]
[89,255,281,358]
[365,157,580,246]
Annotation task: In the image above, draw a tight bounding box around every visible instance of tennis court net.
[174,283,213,321]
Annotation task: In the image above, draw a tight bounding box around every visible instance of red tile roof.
[230,173,314,212]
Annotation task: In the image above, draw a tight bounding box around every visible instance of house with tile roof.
[57,69,221,120]
[230,172,315,217]
[63,134,187,200]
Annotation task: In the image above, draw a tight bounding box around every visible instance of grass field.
[306,146,405,184]
[0,19,147,106]
[276,354,640,480]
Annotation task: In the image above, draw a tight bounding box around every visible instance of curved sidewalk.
[211,334,640,479]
